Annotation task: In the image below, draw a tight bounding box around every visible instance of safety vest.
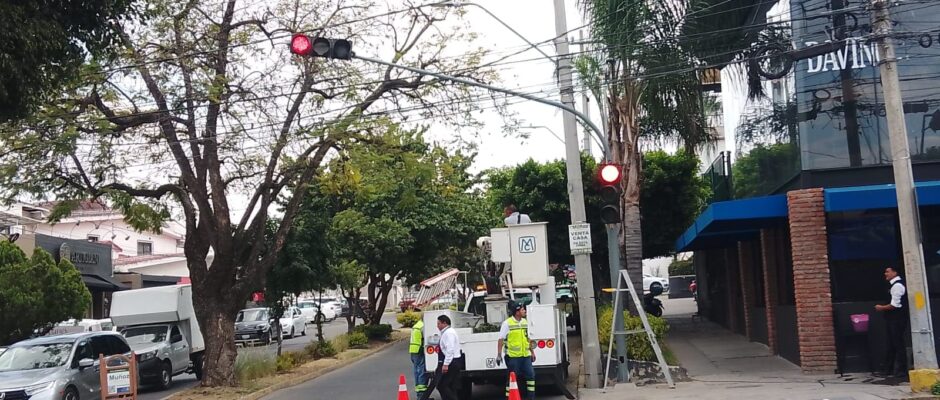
[409,320,424,354]
[505,317,531,358]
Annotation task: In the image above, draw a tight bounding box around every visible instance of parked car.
[297,301,336,323]
[278,306,307,338]
[643,274,670,294]
[47,318,116,336]
[0,331,133,400]
[235,308,274,346]
[318,299,344,316]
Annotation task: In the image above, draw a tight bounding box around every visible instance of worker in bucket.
[409,310,430,399]
[497,300,536,399]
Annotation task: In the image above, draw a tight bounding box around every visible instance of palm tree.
[579,0,713,302]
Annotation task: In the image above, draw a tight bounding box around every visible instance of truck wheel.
[192,353,204,380]
[62,386,80,400]
[157,361,173,390]
[458,378,472,400]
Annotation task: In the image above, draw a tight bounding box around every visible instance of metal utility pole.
[553,0,603,388]
[872,0,938,369]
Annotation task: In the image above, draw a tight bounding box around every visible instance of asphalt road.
[261,338,579,400]
[139,314,397,400]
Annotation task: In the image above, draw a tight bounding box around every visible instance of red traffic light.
[598,163,622,185]
[290,34,312,56]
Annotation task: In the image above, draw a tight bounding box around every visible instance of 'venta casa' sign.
[803,37,881,73]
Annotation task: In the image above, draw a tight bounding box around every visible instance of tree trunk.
[621,203,644,314]
[369,279,394,325]
[198,305,239,386]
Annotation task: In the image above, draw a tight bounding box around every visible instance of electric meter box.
[490,223,549,287]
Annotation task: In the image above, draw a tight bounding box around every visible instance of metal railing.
[703,151,733,204]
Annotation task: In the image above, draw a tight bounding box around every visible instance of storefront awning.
[824,181,940,212]
[81,274,129,291]
[675,194,789,253]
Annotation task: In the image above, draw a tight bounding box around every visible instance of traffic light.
[290,34,352,60]
[597,163,622,224]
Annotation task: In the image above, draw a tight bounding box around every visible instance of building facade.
[681,0,940,374]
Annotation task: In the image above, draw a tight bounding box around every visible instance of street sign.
[568,223,592,255]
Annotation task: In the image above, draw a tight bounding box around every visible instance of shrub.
[276,352,299,372]
[473,323,500,333]
[668,258,694,276]
[597,305,670,363]
[397,310,422,328]
[304,340,338,360]
[356,323,393,341]
[235,347,277,381]
[348,332,368,348]
[332,334,350,353]
[932,380,940,395]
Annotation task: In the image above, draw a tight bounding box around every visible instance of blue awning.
[824,181,940,212]
[675,195,789,253]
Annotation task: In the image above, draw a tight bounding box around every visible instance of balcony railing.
[704,151,733,204]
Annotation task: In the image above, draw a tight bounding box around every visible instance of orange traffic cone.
[398,374,410,400]
[508,371,522,400]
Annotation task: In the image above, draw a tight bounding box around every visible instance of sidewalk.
[580,298,918,400]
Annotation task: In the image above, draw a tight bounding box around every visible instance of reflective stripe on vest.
[506,317,530,358]
[409,320,424,354]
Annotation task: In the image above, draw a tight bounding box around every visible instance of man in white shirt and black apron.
[875,267,909,378]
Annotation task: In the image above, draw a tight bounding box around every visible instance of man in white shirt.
[503,204,532,226]
[875,267,909,378]
[434,315,464,400]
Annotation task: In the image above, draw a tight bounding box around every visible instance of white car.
[309,297,344,316]
[278,306,307,338]
[643,274,670,294]
[297,301,336,323]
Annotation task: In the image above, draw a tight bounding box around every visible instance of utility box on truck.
[111,285,205,389]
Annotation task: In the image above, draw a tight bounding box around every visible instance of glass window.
[137,241,153,255]
[790,0,940,170]
[236,309,269,322]
[122,326,168,346]
[0,342,74,371]
[170,327,183,343]
[106,336,130,354]
[87,235,99,242]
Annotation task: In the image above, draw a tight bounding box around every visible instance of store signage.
[803,38,880,73]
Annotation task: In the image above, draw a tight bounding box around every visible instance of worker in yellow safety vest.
[497,301,536,400]
[410,315,430,399]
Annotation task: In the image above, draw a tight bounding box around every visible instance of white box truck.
[111,285,205,389]
[422,223,574,400]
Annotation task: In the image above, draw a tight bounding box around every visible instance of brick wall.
[760,228,779,354]
[787,188,837,374]
[738,241,756,341]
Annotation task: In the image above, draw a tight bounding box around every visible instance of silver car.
[0,331,133,400]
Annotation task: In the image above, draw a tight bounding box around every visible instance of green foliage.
[304,340,338,360]
[640,151,709,258]
[732,143,800,198]
[355,324,393,341]
[0,242,91,344]
[597,306,670,363]
[668,258,694,276]
[347,332,369,348]
[0,0,139,121]
[473,323,500,333]
[275,352,299,372]
[235,347,276,382]
[396,311,422,328]
[931,379,940,395]
[331,334,351,354]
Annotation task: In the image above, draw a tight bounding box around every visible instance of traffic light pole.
[353,52,605,388]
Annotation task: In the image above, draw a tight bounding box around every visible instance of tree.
[640,151,709,259]
[579,0,713,301]
[0,0,499,386]
[320,126,490,325]
[0,242,91,344]
[0,0,139,122]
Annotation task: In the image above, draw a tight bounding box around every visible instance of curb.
[241,337,406,400]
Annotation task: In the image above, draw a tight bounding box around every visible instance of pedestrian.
[497,301,536,400]
[433,314,464,400]
[409,312,430,399]
[874,266,909,378]
[503,203,532,226]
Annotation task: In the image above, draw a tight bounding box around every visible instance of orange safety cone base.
[398,374,410,400]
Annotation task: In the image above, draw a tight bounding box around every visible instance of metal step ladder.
[604,269,674,389]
